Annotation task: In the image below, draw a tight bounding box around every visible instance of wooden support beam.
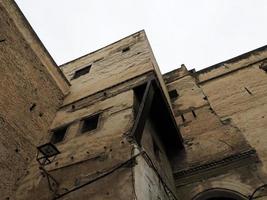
[131,80,155,144]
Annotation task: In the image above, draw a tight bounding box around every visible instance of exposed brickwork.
[0,1,69,199]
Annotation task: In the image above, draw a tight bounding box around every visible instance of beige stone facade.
[164,48,267,199]
[1,1,267,200]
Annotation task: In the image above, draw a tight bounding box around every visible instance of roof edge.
[4,0,71,93]
[197,44,267,74]
[60,29,145,68]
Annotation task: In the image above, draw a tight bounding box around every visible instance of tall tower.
[16,31,184,200]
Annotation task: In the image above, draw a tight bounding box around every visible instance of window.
[260,62,267,72]
[72,65,91,79]
[81,114,100,134]
[122,46,130,53]
[50,126,68,144]
[168,89,179,99]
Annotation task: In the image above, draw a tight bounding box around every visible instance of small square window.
[50,126,68,144]
[168,90,179,99]
[81,114,100,134]
[72,65,91,79]
[122,46,130,53]
[260,62,267,72]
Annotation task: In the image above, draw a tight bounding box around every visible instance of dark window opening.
[260,62,267,72]
[122,46,130,53]
[71,105,76,110]
[51,126,68,144]
[81,114,100,134]
[168,90,179,99]
[72,65,91,80]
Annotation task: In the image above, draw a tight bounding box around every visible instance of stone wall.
[16,87,177,199]
[60,30,170,107]
[197,48,267,198]
[5,1,267,198]
[199,56,267,171]
[164,46,267,199]
[16,90,136,199]
[0,1,69,199]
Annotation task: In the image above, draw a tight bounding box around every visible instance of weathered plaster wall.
[16,90,136,199]
[13,25,177,198]
[199,51,267,167]
[162,45,267,199]
[0,1,69,199]
[60,30,170,106]
[198,54,267,181]
[56,166,134,200]
[140,118,176,195]
[164,61,267,199]
[165,73,251,171]
[167,74,207,112]
[16,83,179,200]
[176,161,264,200]
[134,155,175,200]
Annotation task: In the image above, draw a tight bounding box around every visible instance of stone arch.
[192,188,248,200]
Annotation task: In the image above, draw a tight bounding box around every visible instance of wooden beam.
[131,80,155,144]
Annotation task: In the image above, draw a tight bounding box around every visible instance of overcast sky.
[15,0,267,73]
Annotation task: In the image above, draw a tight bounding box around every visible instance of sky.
[15,0,267,73]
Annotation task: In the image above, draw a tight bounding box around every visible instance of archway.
[192,188,248,200]
[206,198,237,200]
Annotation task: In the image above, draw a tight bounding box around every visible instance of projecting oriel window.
[50,126,68,144]
[168,89,179,99]
[80,113,100,134]
[72,65,91,80]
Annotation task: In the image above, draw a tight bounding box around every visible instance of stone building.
[0,1,267,200]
